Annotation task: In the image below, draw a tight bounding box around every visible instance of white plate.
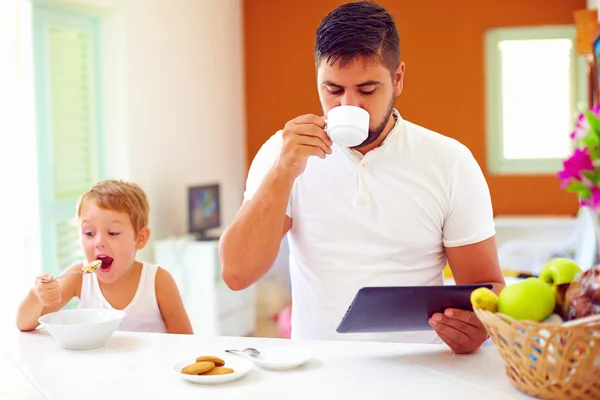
[245,346,312,370]
[173,353,253,384]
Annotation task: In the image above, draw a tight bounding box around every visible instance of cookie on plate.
[181,361,215,375]
[201,366,234,376]
[195,355,225,367]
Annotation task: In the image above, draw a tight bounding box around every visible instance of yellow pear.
[470,287,499,312]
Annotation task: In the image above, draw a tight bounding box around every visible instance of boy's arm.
[16,264,82,331]
[155,267,193,334]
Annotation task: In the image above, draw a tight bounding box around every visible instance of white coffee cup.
[325,105,370,147]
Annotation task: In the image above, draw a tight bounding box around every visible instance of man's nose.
[339,92,361,107]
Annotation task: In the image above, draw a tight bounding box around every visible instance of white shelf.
[153,236,256,337]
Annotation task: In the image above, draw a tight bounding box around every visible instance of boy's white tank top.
[79,262,168,333]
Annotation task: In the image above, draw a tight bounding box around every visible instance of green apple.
[498,277,556,321]
[538,258,582,287]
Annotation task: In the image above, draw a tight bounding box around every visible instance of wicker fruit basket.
[475,308,600,400]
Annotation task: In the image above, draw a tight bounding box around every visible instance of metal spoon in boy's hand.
[39,260,103,283]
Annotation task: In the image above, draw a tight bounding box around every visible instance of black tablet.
[336,284,494,333]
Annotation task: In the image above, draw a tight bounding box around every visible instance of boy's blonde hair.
[77,180,150,234]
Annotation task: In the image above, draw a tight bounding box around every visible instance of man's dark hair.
[314,1,400,73]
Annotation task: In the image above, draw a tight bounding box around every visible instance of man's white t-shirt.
[244,110,495,343]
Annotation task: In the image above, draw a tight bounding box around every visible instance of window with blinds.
[32,5,104,278]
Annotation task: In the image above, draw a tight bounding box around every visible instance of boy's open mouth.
[96,255,114,269]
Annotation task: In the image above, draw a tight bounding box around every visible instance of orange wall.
[243,0,585,216]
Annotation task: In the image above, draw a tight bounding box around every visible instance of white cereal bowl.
[38,308,126,350]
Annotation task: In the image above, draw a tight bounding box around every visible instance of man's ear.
[393,61,405,97]
[135,226,151,250]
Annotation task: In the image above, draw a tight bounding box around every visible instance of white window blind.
[32,5,104,277]
[49,27,99,200]
[485,26,587,174]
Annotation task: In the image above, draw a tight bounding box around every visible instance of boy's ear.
[135,226,151,250]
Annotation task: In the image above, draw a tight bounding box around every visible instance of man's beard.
[353,95,396,149]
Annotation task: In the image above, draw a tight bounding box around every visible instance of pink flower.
[580,186,600,210]
[571,106,600,139]
[557,148,594,187]
[570,113,587,139]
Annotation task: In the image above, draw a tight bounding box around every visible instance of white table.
[1,330,534,400]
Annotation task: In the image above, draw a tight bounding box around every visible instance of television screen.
[188,184,220,239]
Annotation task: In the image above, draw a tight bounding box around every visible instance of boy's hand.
[34,273,62,308]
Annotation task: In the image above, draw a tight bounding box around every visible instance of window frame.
[485,25,587,175]
[31,3,105,277]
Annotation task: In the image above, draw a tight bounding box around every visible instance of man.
[219,0,505,354]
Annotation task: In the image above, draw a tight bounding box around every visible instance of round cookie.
[201,366,234,376]
[181,361,215,375]
[195,355,225,367]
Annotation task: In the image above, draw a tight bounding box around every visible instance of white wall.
[53,0,247,260]
[0,0,40,331]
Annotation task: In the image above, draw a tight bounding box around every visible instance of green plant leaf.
[585,110,600,138]
[582,133,600,149]
[590,147,600,160]
[565,179,592,198]
[582,170,600,186]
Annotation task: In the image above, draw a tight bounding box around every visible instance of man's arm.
[441,146,503,292]
[429,147,504,354]
[431,238,505,354]
[219,115,331,291]
[445,236,506,295]
[219,167,294,291]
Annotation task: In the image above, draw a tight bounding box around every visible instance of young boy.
[16,179,193,334]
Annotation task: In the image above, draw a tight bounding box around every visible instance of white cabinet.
[153,236,256,337]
